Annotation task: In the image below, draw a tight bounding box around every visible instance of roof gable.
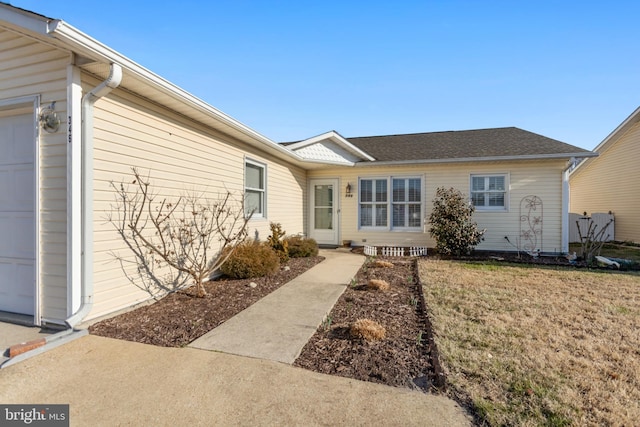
[287,131,375,165]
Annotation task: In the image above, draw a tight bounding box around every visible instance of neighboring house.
[570,106,640,243]
[0,4,595,328]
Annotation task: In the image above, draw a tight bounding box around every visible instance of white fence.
[364,246,428,257]
[569,213,615,243]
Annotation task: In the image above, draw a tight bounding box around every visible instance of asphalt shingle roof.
[343,127,590,162]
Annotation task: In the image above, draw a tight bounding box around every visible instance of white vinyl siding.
[570,120,640,243]
[88,82,305,320]
[309,160,565,252]
[0,28,70,322]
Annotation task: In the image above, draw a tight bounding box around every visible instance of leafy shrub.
[428,187,486,256]
[284,235,319,258]
[220,240,280,279]
[267,222,289,263]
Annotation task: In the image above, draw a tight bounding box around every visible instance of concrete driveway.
[0,335,473,426]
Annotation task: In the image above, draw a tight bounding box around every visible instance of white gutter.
[46,20,306,166]
[353,152,598,167]
[561,157,578,254]
[65,63,122,328]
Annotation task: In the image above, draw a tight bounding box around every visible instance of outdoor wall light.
[40,101,60,133]
[345,182,353,198]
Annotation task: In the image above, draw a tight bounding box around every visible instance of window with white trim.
[245,160,266,217]
[359,178,387,227]
[392,178,422,228]
[470,174,508,210]
[359,177,422,230]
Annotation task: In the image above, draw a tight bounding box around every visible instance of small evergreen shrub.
[285,235,319,258]
[220,240,280,279]
[428,187,486,256]
[267,222,289,263]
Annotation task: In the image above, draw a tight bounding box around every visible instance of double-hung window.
[245,159,266,218]
[470,174,508,210]
[392,178,422,228]
[359,177,422,230]
[359,178,388,227]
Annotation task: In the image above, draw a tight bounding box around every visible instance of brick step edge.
[8,338,47,358]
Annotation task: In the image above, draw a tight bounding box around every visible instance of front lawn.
[419,259,640,426]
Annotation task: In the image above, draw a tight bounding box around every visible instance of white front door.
[0,111,35,315]
[309,179,339,246]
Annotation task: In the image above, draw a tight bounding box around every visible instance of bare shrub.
[368,279,390,291]
[220,240,280,279]
[577,216,614,264]
[109,168,252,298]
[350,318,386,341]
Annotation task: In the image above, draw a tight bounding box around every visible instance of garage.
[0,109,36,316]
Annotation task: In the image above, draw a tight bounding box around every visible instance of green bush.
[285,235,319,258]
[428,187,485,256]
[220,240,280,279]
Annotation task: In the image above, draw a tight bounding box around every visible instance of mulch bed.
[91,247,608,396]
[293,257,440,392]
[89,256,324,347]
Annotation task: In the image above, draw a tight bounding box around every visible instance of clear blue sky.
[9,0,640,149]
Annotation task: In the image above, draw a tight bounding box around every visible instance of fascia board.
[0,4,51,35]
[46,20,305,164]
[355,152,598,167]
[592,106,640,154]
[571,106,640,176]
[298,158,355,167]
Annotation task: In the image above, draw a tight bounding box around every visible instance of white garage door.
[0,112,35,315]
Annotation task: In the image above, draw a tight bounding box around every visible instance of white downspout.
[561,157,577,254]
[65,63,122,328]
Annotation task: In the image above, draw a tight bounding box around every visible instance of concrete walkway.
[189,249,365,363]
[0,335,473,426]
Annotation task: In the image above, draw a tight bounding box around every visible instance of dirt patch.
[294,258,439,392]
[89,256,324,347]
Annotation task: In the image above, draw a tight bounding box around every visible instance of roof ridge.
[346,126,518,140]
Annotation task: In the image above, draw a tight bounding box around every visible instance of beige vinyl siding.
[570,121,640,243]
[0,28,70,321]
[87,79,305,320]
[309,159,565,252]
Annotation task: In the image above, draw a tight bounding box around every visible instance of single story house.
[570,106,640,244]
[0,4,595,328]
